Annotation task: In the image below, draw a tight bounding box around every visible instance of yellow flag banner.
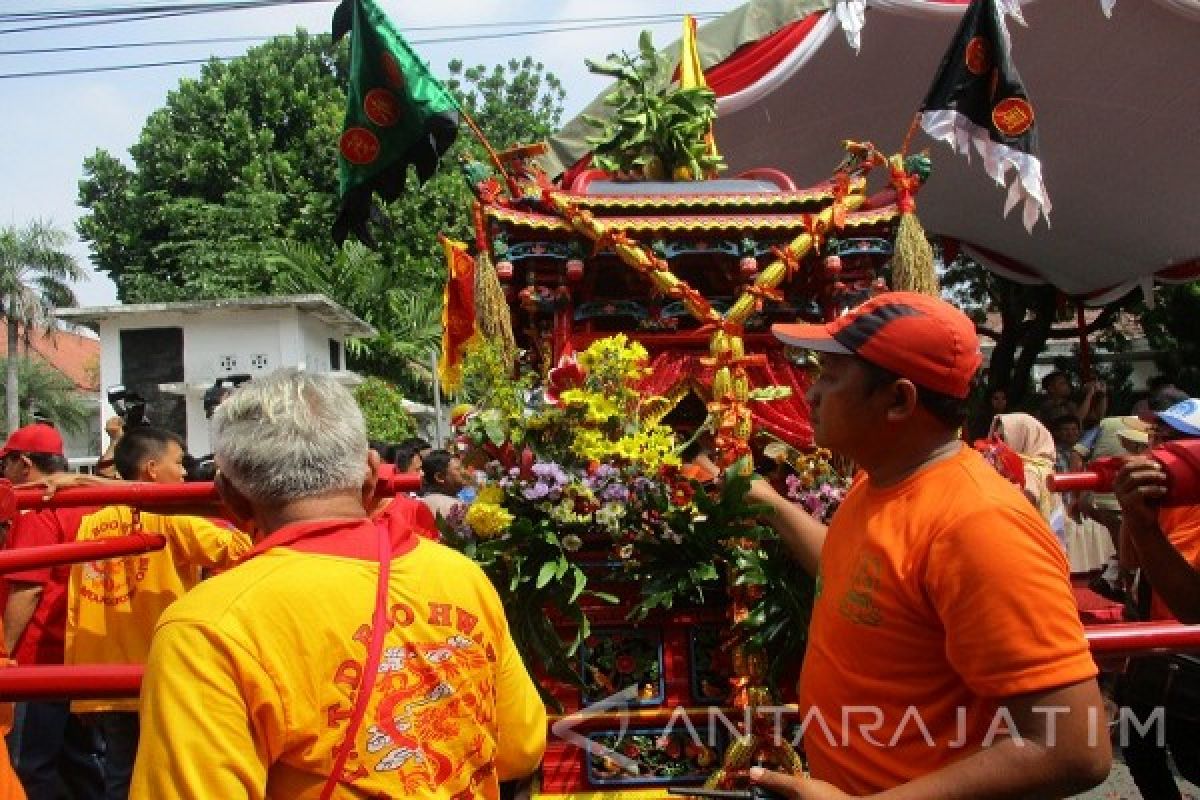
[437,236,477,394]
[679,14,721,168]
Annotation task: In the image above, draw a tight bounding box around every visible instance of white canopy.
[547,0,1200,301]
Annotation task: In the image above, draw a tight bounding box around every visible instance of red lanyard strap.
[320,520,392,799]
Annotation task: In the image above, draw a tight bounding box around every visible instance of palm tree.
[0,221,86,433]
[266,241,444,400]
[0,357,93,436]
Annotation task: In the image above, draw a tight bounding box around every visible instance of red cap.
[0,423,65,459]
[771,292,981,399]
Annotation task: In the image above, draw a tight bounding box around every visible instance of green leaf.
[569,566,587,603]
[535,561,557,589]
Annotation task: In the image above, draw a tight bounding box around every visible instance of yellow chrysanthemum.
[465,502,514,539]
[475,485,506,505]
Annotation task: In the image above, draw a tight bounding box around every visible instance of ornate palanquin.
[463,154,905,799]
[472,163,904,454]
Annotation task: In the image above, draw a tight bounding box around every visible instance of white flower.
[562,533,583,552]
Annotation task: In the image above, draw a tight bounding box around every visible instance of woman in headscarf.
[990,413,1068,548]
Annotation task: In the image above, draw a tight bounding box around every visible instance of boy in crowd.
[67,427,251,800]
[419,448,467,520]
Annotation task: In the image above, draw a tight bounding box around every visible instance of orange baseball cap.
[772,292,982,399]
[0,422,65,458]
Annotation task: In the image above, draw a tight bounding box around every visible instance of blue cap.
[1156,398,1200,437]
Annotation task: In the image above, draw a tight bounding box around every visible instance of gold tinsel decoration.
[473,249,518,371]
[890,213,939,296]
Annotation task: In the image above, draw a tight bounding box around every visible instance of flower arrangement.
[445,335,701,689]
[766,442,850,525]
[444,335,812,701]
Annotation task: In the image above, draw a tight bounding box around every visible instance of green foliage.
[582,30,724,180]
[0,357,93,437]
[78,35,564,394]
[630,460,770,620]
[940,244,1138,408]
[1141,282,1200,395]
[446,56,566,149]
[353,376,416,443]
[451,514,609,707]
[734,539,816,689]
[0,220,86,433]
[78,31,346,302]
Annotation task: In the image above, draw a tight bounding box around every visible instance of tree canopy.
[78,34,565,395]
[0,220,85,433]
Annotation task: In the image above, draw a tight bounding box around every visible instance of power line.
[0,35,262,56]
[0,0,336,34]
[0,12,721,54]
[0,0,314,19]
[0,15,724,79]
[0,5,719,35]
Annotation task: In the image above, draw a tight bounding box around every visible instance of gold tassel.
[473,250,517,371]
[890,212,938,296]
[887,153,939,296]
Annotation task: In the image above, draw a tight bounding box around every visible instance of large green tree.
[0,221,85,434]
[1139,281,1200,395]
[78,35,565,395]
[941,249,1135,408]
[78,31,345,301]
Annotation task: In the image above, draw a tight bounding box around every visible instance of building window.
[329,339,342,371]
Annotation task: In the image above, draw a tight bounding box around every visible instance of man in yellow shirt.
[67,426,251,800]
[130,369,547,799]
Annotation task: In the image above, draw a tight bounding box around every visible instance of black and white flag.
[919,0,1050,231]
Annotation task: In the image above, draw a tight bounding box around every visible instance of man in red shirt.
[1,423,104,800]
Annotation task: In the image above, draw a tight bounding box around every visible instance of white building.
[57,294,375,457]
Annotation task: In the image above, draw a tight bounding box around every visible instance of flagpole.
[454,106,518,196]
[430,347,444,448]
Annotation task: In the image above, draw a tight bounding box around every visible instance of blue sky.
[0,1,743,306]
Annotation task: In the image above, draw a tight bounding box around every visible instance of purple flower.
[522,482,551,501]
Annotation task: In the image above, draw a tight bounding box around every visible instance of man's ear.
[15,455,33,483]
[215,471,254,528]
[362,449,381,508]
[884,379,921,422]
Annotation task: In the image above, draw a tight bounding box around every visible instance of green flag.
[332,0,458,245]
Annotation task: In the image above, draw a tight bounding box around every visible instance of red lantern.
[495,260,513,281]
[565,258,585,282]
[739,256,758,277]
[823,255,842,275]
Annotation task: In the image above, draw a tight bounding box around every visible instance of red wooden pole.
[10,473,421,512]
[0,473,423,576]
[0,665,143,701]
[0,533,166,576]
[1,623,1198,702]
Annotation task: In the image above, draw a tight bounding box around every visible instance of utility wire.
[0,15,724,79]
[0,12,721,55]
[0,0,337,34]
[0,5,719,35]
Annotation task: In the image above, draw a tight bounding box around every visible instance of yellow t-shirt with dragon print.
[129,517,546,800]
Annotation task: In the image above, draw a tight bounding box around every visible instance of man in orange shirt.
[1112,397,1200,799]
[746,293,1110,799]
[130,368,546,799]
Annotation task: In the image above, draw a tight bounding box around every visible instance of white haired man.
[129,369,547,799]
